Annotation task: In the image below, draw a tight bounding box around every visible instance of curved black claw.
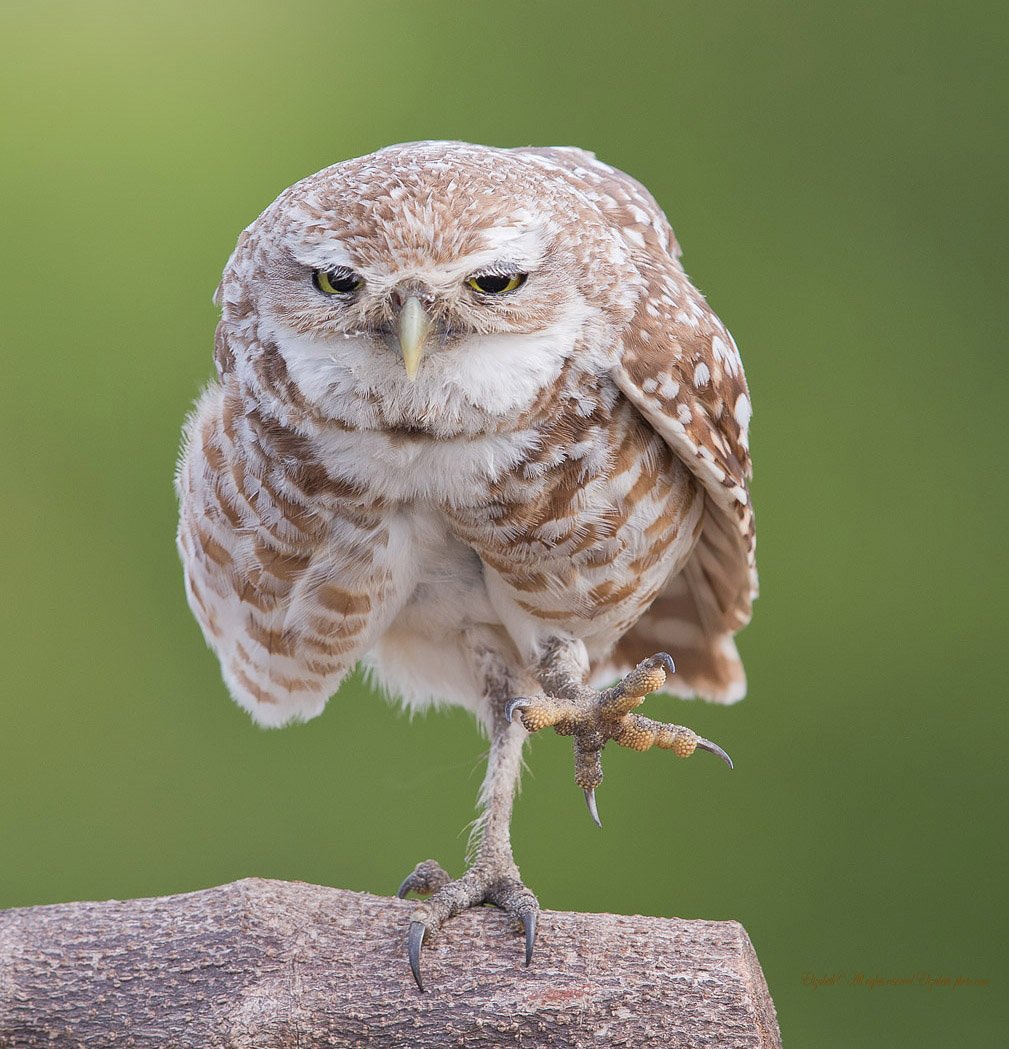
[408,920,427,991]
[396,876,414,900]
[696,736,734,769]
[583,787,602,827]
[651,651,676,677]
[523,910,537,966]
[505,697,531,724]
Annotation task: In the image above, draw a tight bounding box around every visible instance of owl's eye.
[466,272,528,295]
[313,268,363,296]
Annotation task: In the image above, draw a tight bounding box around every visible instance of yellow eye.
[313,268,362,295]
[466,272,528,295]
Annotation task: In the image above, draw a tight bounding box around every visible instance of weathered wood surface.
[0,878,781,1048]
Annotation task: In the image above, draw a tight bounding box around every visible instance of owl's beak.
[396,296,432,381]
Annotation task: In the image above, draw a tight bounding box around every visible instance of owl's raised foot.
[506,652,733,826]
[397,858,538,991]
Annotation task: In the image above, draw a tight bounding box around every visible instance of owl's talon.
[505,697,530,723]
[401,862,540,990]
[523,910,537,966]
[407,920,427,991]
[535,649,734,805]
[696,736,734,769]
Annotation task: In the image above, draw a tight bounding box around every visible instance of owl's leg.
[397,631,538,992]
[507,638,733,826]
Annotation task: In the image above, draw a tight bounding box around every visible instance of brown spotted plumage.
[176,141,756,988]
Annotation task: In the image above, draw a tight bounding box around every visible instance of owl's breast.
[305,421,543,506]
[440,396,704,654]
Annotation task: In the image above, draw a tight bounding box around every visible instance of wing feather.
[176,379,394,726]
[519,148,757,701]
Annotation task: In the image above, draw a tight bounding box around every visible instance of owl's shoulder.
[512,146,681,262]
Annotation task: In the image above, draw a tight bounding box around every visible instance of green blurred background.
[2,1,1006,1043]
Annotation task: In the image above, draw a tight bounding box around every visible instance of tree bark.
[0,879,781,1048]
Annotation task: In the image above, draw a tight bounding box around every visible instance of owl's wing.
[610,283,756,703]
[518,147,756,701]
[176,380,394,726]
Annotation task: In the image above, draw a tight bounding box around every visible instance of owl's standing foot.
[507,651,733,826]
[397,858,538,991]
[396,858,452,899]
[395,639,539,993]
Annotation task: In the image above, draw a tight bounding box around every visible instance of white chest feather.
[311,425,540,505]
[366,504,500,714]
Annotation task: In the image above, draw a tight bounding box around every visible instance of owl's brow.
[444,241,541,281]
[466,258,528,278]
[477,223,545,255]
[288,239,357,272]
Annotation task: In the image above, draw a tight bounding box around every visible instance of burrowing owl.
[177,141,756,989]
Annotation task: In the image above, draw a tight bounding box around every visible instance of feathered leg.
[397,630,538,991]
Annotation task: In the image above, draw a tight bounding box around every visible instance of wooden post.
[0,879,781,1048]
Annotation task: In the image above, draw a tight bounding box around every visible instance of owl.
[176,141,756,990]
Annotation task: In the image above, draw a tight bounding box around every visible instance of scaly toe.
[397,858,452,899]
[404,868,540,990]
[533,650,733,814]
[485,877,540,965]
[615,653,676,705]
[507,694,579,733]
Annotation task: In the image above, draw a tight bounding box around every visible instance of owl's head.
[216,142,645,434]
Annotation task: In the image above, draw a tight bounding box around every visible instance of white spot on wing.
[734,393,752,430]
